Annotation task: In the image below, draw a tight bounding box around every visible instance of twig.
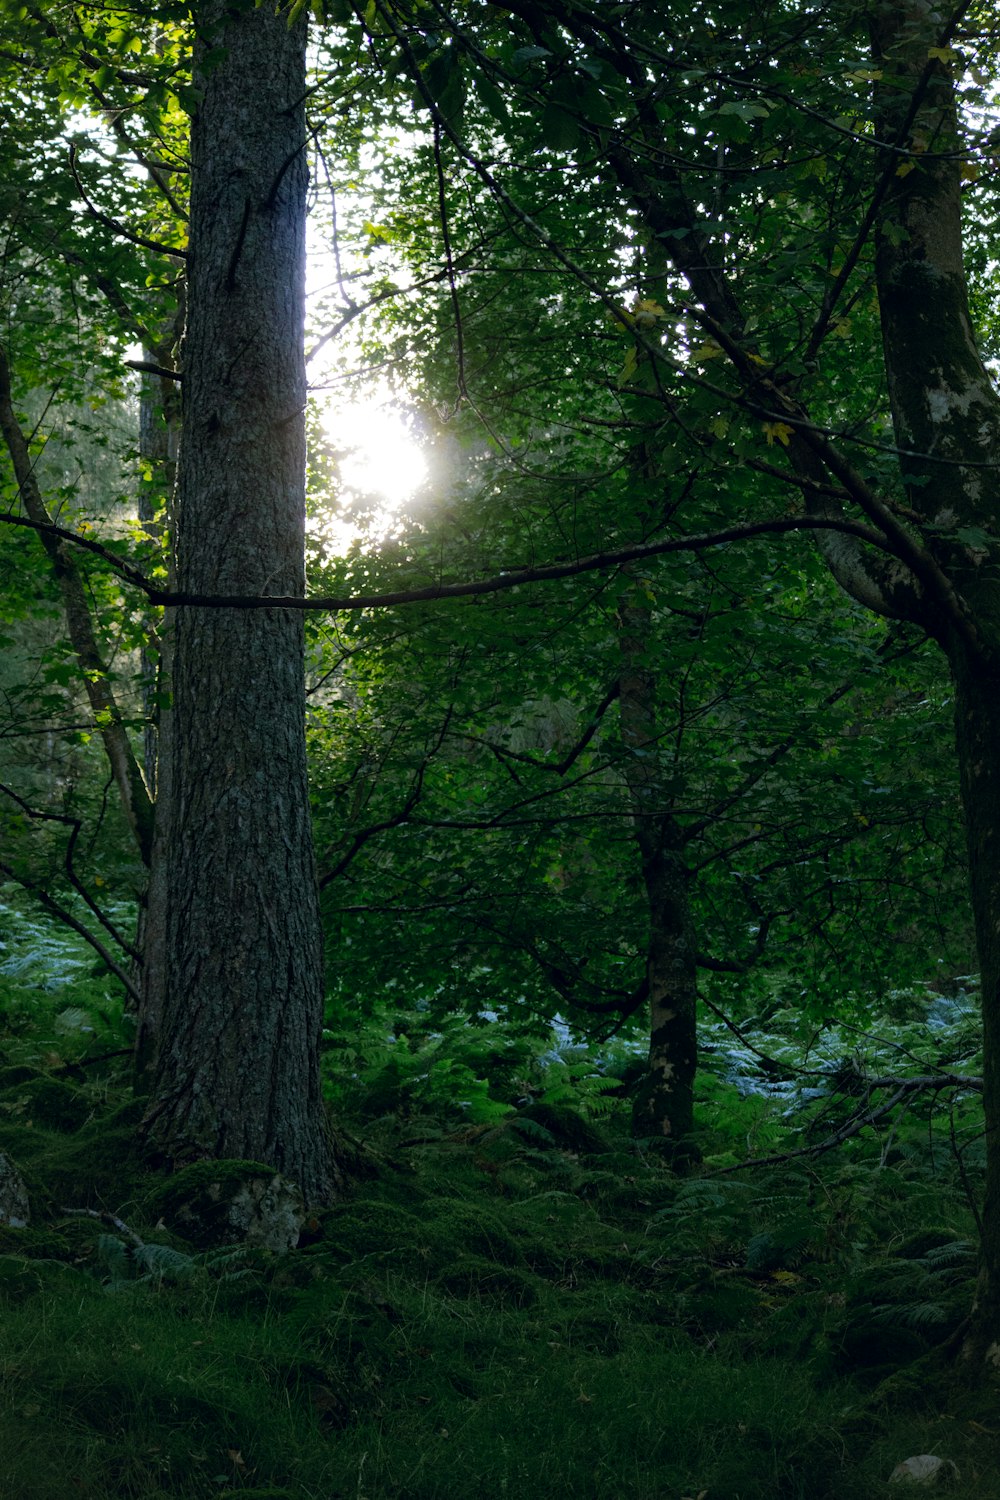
[57,1206,144,1247]
[711,1073,982,1174]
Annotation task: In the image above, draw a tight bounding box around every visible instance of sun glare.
[327,396,428,509]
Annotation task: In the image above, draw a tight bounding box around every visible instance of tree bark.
[867,0,1000,1366]
[140,0,342,1205]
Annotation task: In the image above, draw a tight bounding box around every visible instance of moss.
[146,1159,304,1251]
[146,1157,278,1213]
[0,1253,89,1302]
[435,1253,541,1307]
[516,1101,610,1155]
[317,1196,432,1261]
[0,1065,45,1088]
[0,1075,92,1132]
[0,1225,70,1260]
[0,1107,147,1217]
[418,1196,524,1264]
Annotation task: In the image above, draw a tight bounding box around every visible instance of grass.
[0,1098,989,1500]
[0,896,996,1497]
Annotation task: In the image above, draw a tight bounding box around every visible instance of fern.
[508,1116,557,1146]
[869,1300,951,1331]
[133,1243,196,1284]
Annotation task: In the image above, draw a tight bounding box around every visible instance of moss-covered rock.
[0,1252,89,1302]
[0,1064,45,1089]
[316,1197,434,1262]
[0,1104,147,1216]
[147,1160,306,1251]
[418,1196,524,1264]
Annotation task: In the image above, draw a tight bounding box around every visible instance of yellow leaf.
[710,415,729,439]
[632,297,666,328]
[692,340,723,362]
[961,162,979,182]
[927,45,958,63]
[617,346,638,386]
[762,421,794,447]
[895,161,916,177]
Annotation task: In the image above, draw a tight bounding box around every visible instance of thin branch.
[0,860,140,1005]
[0,509,890,611]
[68,145,187,262]
[0,783,139,962]
[712,1073,982,1174]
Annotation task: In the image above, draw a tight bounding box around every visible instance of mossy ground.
[0,1065,993,1500]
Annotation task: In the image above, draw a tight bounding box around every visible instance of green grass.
[0,896,996,1497]
[0,1097,990,1500]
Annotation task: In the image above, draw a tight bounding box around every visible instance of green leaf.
[540,100,580,151]
[473,71,509,124]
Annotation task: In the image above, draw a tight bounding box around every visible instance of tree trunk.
[137,354,178,794]
[618,583,699,1153]
[867,0,1000,1365]
[951,651,1000,1367]
[140,0,342,1205]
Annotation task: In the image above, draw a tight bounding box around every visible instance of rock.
[148,1160,305,1251]
[889,1455,960,1487]
[0,1153,29,1227]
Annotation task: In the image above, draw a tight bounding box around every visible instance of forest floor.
[0,1073,994,1499]
[0,899,997,1498]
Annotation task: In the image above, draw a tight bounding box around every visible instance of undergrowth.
[0,895,995,1498]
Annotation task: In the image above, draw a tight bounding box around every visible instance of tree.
[135,0,343,1201]
[298,47,965,1150]
[0,1,344,1203]
[306,0,1000,1355]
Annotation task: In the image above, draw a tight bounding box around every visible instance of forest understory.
[0,899,992,1500]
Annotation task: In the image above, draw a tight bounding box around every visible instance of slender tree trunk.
[137,356,178,794]
[951,652,1000,1367]
[0,347,154,864]
[140,0,342,1204]
[131,352,179,1024]
[618,583,698,1152]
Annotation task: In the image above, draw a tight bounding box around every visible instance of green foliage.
[0,895,134,1064]
[0,905,988,1496]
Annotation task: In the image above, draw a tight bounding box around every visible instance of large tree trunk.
[618,583,698,1153]
[140,0,342,1205]
[867,0,1000,1366]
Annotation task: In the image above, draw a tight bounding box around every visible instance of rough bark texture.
[618,585,698,1152]
[140,1,342,1205]
[868,0,1000,1367]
